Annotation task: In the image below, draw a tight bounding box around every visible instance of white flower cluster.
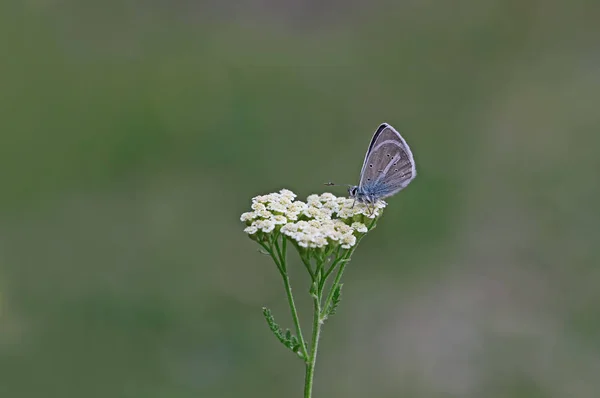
[240,189,386,249]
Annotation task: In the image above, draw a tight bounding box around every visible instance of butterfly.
[327,123,416,206]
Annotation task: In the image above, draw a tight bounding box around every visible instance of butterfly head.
[328,183,376,203]
[348,185,373,203]
[348,185,358,199]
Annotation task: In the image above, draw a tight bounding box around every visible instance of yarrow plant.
[240,188,386,398]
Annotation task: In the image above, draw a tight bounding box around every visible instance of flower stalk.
[241,189,384,397]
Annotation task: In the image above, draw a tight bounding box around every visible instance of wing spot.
[394,169,398,172]
[386,154,390,157]
[367,178,371,181]
[369,164,373,168]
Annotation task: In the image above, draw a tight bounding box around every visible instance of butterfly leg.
[364,196,374,216]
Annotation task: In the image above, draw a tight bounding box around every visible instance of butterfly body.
[348,123,416,203]
[348,182,393,204]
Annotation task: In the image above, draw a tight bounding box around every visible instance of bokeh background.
[2,1,600,397]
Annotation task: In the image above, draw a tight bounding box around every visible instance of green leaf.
[324,284,343,319]
[262,307,304,359]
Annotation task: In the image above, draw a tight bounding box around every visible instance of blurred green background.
[1,1,600,397]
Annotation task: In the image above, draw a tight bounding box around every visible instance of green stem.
[304,279,322,398]
[321,249,342,289]
[274,237,310,360]
[258,241,284,274]
[300,254,315,281]
[321,248,354,315]
[322,218,377,313]
[282,272,309,359]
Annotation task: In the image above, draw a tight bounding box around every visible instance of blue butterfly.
[346,123,417,204]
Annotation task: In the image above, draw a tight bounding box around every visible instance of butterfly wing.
[358,123,416,198]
